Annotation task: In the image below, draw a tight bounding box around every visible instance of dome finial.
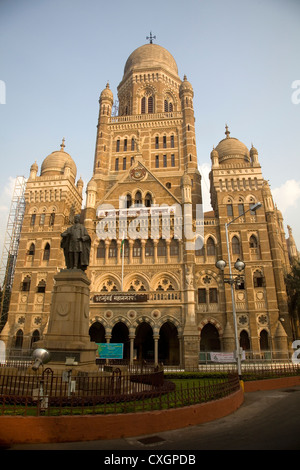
[60,137,65,151]
[225,124,230,139]
[146,31,156,44]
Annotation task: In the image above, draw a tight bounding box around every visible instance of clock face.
[130,167,146,180]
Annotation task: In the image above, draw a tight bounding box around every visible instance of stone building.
[1,41,297,368]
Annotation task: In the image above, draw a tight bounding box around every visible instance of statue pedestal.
[35,269,98,371]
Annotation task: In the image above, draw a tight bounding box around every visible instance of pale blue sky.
[0,0,300,249]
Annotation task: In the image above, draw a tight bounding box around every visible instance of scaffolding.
[0,176,26,330]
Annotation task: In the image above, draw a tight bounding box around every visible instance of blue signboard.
[97,343,124,359]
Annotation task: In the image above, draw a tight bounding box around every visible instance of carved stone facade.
[1,42,297,368]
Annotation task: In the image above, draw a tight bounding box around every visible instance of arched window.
[28,243,35,256]
[49,212,55,226]
[134,191,142,206]
[141,95,154,114]
[240,330,250,350]
[97,240,105,258]
[232,236,241,254]
[31,330,40,348]
[43,243,50,261]
[21,276,31,292]
[30,213,36,226]
[260,329,269,350]
[126,194,132,208]
[37,279,46,293]
[14,330,23,349]
[253,270,265,287]
[249,235,258,248]
[145,193,152,207]
[206,237,216,256]
[148,96,153,113]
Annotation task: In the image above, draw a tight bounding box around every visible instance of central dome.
[123,43,178,77]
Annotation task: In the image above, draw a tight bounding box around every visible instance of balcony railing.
[109,111,183,124]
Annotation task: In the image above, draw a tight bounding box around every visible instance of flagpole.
[121,234,125,292]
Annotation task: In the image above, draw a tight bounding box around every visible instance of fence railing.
[0,370,240,417]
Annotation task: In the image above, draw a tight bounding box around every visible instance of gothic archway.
[134,322,154,362]
[111,322,130,360]
[200,323,220,351]
[158,321,179,365]
[89,322,105,343]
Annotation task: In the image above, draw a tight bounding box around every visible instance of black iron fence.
[0,366,240,417]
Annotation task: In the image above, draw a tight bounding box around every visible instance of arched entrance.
[134,322,154,362]
[158,321,180,365]
[111,322,130,360]
[200,323,220,351]
[89,322,105,343]
[240,330,250,350]
[260,329,270,351]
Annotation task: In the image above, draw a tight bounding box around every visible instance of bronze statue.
[61,214,91,271]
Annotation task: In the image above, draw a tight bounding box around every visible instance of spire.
[225,124,230,139]
[60,137,65,151]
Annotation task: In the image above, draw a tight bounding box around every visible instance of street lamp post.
[216,202,262,381]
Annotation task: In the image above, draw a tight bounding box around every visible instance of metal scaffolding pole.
[0,176,26,329]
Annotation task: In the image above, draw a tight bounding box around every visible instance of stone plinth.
[34,269,98,371]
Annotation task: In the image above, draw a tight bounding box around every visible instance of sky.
[0,0,300,261]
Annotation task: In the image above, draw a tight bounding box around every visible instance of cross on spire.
[225,124,230,139]
[146,31,156,44]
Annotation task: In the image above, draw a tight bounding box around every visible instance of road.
[5,386,300,451]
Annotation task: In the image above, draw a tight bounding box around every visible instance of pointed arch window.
[126,194,132,208]
[148,96,153,113]
[145,193,152,207]
[253,270,265,287]
[249,235,258,248]
[141,97,146,114]
[134,191,142,206]
[232,236,241,254]
[28,243,35,256]
[15,330,23,349]
[21,276,31,292]
[37,279,46,293]
[43,243,50,261]
[206,237,216,256]
[49,212,55,226]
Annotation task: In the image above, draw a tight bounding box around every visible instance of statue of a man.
[61,214,91,271]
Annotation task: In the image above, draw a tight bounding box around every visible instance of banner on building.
[210,351,245,363]
[93,293,148,303]
[210,352,236,363]
[97,343,124,359]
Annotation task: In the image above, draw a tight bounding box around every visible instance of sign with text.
[97,343,123,359]
[93,293,148,303]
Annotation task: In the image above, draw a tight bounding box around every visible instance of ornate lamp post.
[216,202,262,380]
